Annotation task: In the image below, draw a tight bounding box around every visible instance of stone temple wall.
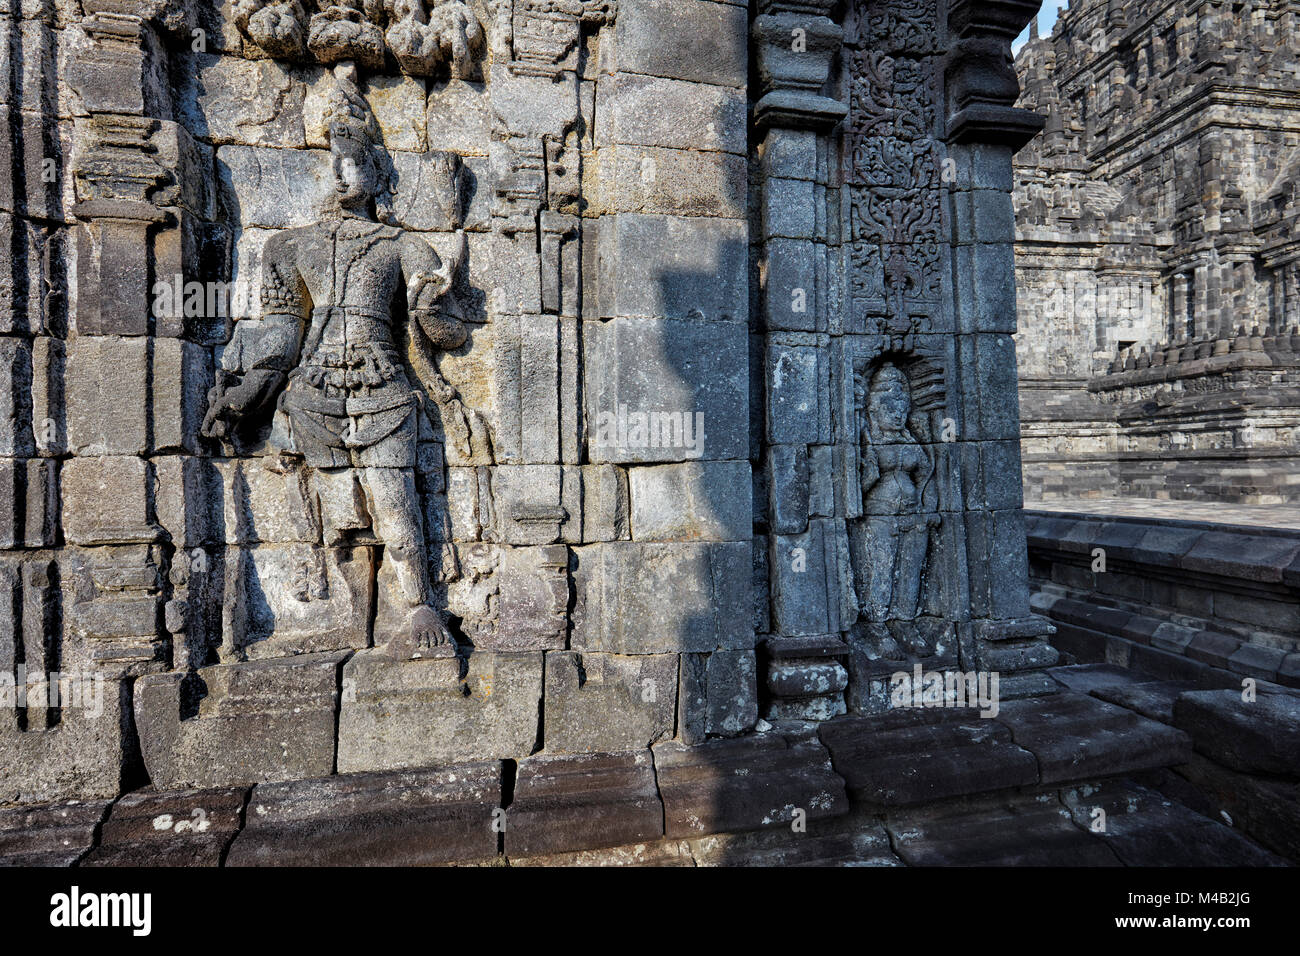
[1012,0,1300,503]
[1,0,1051,808]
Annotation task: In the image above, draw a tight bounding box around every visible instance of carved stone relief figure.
[202,63,476,659]
[849,360,942,660]
[233,0,485,77]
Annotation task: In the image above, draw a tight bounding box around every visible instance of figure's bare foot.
[385,606,458,660]
[413,605,456,654]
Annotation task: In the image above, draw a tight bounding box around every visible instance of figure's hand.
[201,384,239,439]
[413,309,467,351]
[201,372,279,439]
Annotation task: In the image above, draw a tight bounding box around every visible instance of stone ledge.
[505,751,663,858]
[81,787,248,867]
[225,764,504,867]
[652,734,849,839]
[0,799,110,867]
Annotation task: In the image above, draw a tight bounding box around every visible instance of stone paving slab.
[818,708,1038,806]
[1060,780,1285,867]
[1092,680,1200,725]
[1026,498,1300,532]
[884,792,1122,867]
[1047,663,1144,696]
[1174,687,1300,777]
[993,693,1193,784]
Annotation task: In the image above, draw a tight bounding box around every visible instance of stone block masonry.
[0,0,1099,868]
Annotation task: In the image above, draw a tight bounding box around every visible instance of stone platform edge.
[0,689,1196,867]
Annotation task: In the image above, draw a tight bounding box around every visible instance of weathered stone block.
[596,213,748,322]
[762,237,820,332]
[0,679,132,805]
[65,335,148,456]
[580,464,630,542]
[596,72,746,154]
[574,541,752,653]
[506,750,663,858]
[226,763,503,866]
[424,78,492,154]
[181,53,306,147]
[964,508,1032,620]
[81,787,248,867]
[767,444,809,534]
[653,734,849,838]
[1173,688,1300,777]
[769,519,850,636]
[60,455,155,546]
[543,651,677,753]
[761,176,816,240]
[135,651,347,790]
[590,145,746,219]
[766,338,831,445]
[0,799,110,866]
[704,649,758,737]
[607,0,747,88]
[337,650,542,772]
[957,333,1022,441]
[0,336,33,457]
[490,546,569,651]
[587,316,748,462]
[227,545,374,659]
[628,460,751,542]
[389,149,463,231]
[819,709,1038,806]
[216,145,330,228]
[151,337,211,455]
[73,217,154,336]
[993,693,1192,785]
[492,464,566,545]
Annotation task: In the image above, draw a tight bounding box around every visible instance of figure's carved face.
[331,137,376,210]
[868,364,911,433]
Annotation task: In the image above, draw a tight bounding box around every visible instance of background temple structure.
[1013,0,1300,503]
[0,0,1294,867]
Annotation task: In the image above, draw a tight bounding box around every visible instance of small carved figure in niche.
[202,62,472,658]
[851,361,941,660]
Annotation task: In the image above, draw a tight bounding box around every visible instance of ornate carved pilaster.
[945,0,1045,147]
[752,0,846,134]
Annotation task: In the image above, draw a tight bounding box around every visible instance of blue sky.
[1014,1,1064,54]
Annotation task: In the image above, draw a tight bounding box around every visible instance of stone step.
[1059,780,1285,867]
[818,692,1191,806]
[884,780,1283,867]
[995,692,1191,784]
[1173,686,1300,777]
[818,708,1038,806]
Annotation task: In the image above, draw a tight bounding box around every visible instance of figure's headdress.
[323,61,397,221]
